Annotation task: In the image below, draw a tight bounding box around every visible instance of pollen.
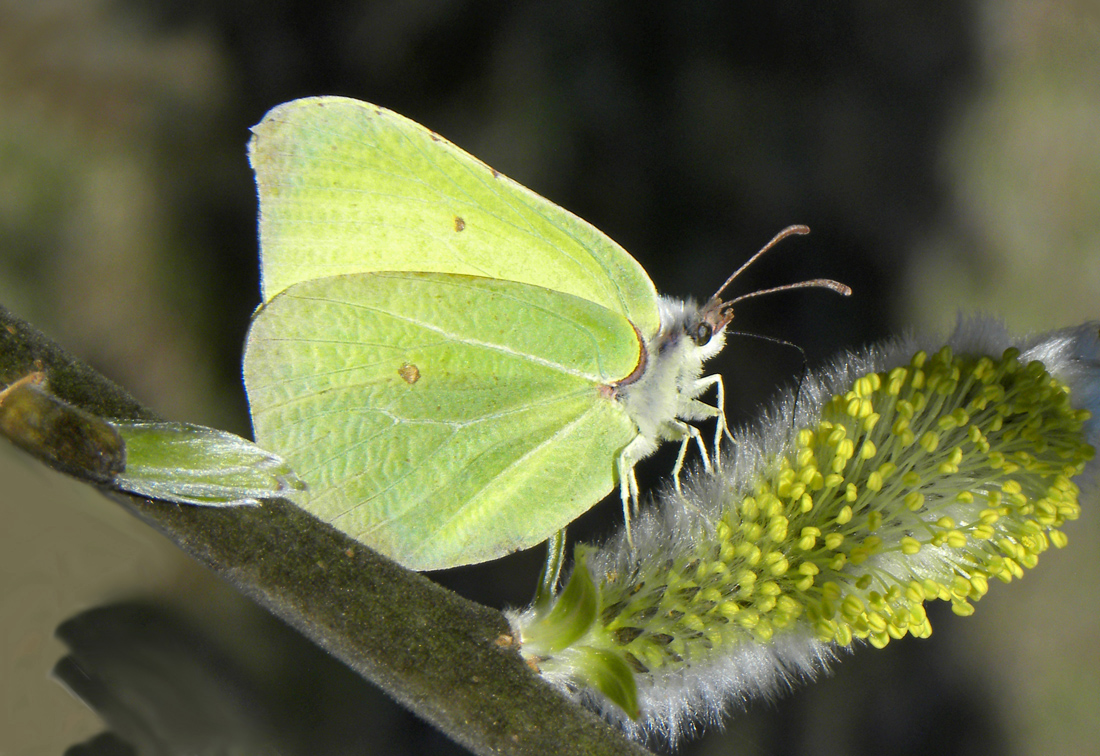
[603,346,1093,655]
[515,338,1095,731]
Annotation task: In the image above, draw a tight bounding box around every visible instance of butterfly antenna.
[725,278,852,307]
[724,329,812,432]
[710,225,809,301]
[709,225,851,304]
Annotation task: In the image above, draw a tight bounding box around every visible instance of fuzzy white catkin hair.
[510,316,1100,744]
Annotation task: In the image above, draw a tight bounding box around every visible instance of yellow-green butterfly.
[242,97,848,570]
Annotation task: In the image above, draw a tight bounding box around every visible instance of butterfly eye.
[691,321,714,346]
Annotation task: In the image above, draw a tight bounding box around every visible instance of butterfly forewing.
[250,97,661,337]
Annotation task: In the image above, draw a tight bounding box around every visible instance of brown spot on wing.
[398,363,421,384]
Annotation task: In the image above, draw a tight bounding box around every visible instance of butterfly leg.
[616,435,655,550]
[661,420,722,522]
[692,373,735,469]
[669,421,712,499]
[617,448,637,550]
[535,528,567,609]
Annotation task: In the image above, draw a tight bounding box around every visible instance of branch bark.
[0,304,653,756]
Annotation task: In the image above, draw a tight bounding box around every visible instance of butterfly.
[242,97,848,569]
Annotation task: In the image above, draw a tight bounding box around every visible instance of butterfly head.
[691,297,737,348]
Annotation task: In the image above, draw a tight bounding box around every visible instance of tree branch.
[0,304,652,756]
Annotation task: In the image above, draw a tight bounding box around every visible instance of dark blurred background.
[2,1,1098,754]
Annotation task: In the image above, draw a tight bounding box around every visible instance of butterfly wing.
[249,96,661,337]
[243,271,642,569]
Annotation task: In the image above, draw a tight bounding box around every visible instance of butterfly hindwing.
[244,271,642,568]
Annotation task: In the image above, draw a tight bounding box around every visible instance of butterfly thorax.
[616,296,727,450]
